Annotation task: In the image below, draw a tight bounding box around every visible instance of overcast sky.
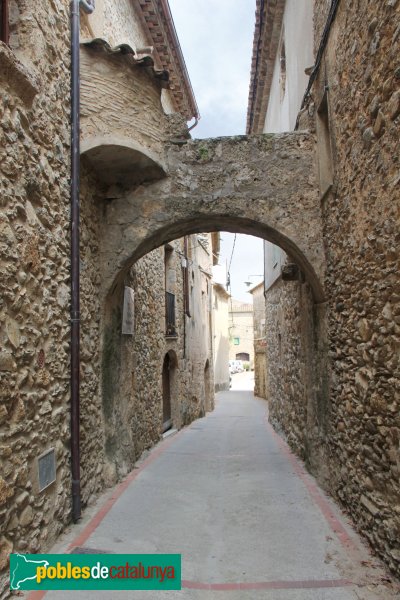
[169,0,264,302]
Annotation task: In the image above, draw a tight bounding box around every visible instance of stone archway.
[79,40,324,301]
[79,52,328,490]
[97,133,325,302]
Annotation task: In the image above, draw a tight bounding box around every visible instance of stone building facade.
[0,0,325,584]
[247,0,400,576]
[0,0,214,592]
[228,300,254,367]
[249,281,267,399]
[0,0,75,583]
[1,0,398,588]
[212,282,230,392]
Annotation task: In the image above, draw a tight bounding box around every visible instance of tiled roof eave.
[246,0,286,134]
[134,0,199,121]
[80,38,170,87]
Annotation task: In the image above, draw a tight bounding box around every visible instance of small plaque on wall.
[38,448,56,492]
[122,286,135,335]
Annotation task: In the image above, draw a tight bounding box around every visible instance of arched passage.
[81,131,328,490]
[95,133,325,303]
[81,136,166,190]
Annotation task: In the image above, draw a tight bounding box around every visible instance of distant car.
[229,360,244,374]
[233,360,244,373]
[229,360,237,374]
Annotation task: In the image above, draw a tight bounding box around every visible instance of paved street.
[26,378,398,599]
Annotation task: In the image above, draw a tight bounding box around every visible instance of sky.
[169,0,264,302]
[218,233,264,303]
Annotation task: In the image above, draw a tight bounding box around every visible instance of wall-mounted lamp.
[244,274,263,287]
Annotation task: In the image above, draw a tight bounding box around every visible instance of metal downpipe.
[70,0,95,524]
[70,0,81,524]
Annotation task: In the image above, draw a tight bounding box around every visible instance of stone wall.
[264,0,400,577]
[315,0,400,575]
[212,284,230,392]
[265,279,330,474]
[80,45,169,166]
[228,300,254,365]
[184,235,215,416]
[250,283,267,399]
[0,0,72,592]
[101,245,167,482]
[0,3,213,594]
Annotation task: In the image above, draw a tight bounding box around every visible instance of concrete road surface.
[24,382,399,599]
[230,370,255,391]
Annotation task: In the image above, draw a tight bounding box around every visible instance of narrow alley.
[1,0,399,594]
[24,380,398,600]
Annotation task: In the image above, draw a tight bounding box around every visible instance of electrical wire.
[295,0,341,129]
[228,233,237,276]
[226,234,238,333]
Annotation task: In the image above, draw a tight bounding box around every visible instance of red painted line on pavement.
[264,414,360,558]
[26,429,185,600]
[25,579,354,599]
[26,415,361,600]
[25,593,46,600]
[68,430,185,551]
[182,578,352,590]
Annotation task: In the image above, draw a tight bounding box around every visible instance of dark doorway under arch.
[204,359,212,413]
[236,352,250,361]
[162,351,177,433]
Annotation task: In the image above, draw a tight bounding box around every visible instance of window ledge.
[0,42,39,105]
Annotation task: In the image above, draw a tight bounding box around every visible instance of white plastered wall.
[263,0,314,134]
[263,0,314,288]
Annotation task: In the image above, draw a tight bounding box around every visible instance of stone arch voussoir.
[99,133,325,302]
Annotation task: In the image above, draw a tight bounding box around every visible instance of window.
[165,291,176,337]
[233,337,240,345]
[316,91,334,195]
[1,0,9,45]
[183,237,190,317]
[164,245,177,337]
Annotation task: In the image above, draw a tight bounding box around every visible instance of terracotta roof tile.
[134,0,199,121]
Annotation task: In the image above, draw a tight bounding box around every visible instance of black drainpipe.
[70,0,94,523]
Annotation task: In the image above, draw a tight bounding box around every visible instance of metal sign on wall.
[38,448,56,492]
[122,286,135,335]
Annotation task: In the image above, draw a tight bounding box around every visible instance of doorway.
[162,351,177,432]
[204,359,211,413]
[236,352,250,361]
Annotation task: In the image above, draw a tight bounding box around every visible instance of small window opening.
[317,90,334,195]
[1,0,9,45]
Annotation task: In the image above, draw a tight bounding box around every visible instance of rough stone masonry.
[264,0,400,578]
[1,0,399,592]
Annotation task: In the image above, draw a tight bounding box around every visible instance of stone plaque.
[38,448,56,492]
[122,286,135,335]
